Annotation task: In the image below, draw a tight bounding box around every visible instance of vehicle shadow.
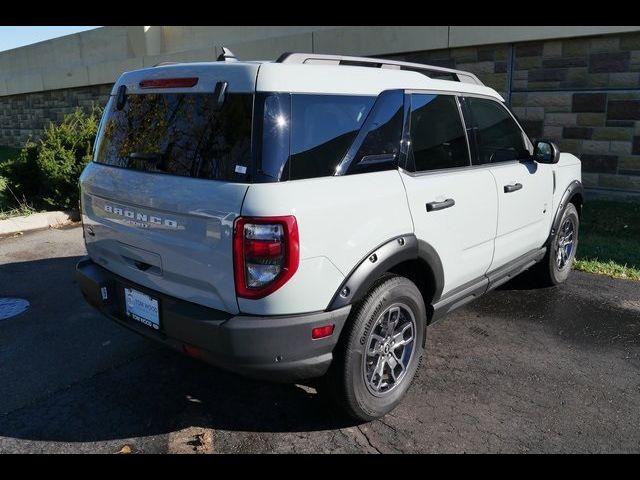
[0,255,358,444]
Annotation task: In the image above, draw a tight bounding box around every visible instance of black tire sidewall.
[341,276,426,421]
[549,203,579,284]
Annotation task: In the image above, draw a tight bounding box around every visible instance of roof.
[112,59,503,101]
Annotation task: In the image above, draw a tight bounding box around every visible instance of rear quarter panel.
[239,170,414,315]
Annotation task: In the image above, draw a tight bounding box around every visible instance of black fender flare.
[326,234,444,311]
[547,180,583,245]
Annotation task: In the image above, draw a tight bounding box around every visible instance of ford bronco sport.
[76,51,582,421]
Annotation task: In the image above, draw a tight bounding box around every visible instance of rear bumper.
[75,257,350,382]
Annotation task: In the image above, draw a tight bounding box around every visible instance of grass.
[574,199,640,281]
[0,203,36,221]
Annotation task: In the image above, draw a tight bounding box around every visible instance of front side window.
[465,97,531,165]
[408,94,469,172]
[95,93,253,182]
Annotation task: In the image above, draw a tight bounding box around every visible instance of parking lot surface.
[1,226,639,453]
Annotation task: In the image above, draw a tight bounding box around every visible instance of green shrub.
[0,106,102,212]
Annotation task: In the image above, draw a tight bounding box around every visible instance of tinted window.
[409,94,469,172]
[346,89,404,175]
[286,94,374,180]
[95,93,253,182]
[466,97,531,164]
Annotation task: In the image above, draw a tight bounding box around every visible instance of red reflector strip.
[312,324,335,340]
[245,239,282,258]
[182,344,201,358]
[139,77,199,89]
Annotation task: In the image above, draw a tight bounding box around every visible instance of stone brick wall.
[388,31,640,194]
[2,31,640,194]
[0,84,112,148]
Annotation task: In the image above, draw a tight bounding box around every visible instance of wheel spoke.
[386,306,400,335]
[392,322,414,347]
[367,334,385,356]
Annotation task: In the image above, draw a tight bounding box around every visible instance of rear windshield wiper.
[128,152,163,163]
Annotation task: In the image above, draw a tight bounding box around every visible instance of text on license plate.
[124,287,160,330]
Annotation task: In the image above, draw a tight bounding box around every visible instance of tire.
[536,202,580,286]
[326,274,426,421]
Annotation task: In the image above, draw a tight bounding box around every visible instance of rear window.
[286,95,375,180]
[94,93,253,182]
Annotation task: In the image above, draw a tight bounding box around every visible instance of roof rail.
[275,52,484,86]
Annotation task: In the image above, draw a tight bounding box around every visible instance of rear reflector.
[182,344,202,358]
[139,77,199,89]
[312,324,335,340]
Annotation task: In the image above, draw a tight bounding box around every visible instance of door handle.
[426,198,455,212]
[503,183,523,193]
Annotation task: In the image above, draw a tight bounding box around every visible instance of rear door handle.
[503,183,523,193]
[426,198,455,212]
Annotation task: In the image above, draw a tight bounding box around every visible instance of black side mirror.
[533,139,560,164]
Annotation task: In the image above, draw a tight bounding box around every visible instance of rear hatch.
[80,63,259,314]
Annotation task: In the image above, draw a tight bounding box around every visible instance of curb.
[0,211,80,236]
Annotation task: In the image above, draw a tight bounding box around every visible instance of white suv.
[76,52,582,420]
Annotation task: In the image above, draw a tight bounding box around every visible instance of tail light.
[233,216,299,299]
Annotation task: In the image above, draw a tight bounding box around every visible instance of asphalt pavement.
[0,226,639,453]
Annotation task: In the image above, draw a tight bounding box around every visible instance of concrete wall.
[2,25,640,195]
[2,26,639,97]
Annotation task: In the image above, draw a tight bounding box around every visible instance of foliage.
[0,106,101,212]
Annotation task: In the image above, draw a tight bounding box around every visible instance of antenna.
[217,47,238,62]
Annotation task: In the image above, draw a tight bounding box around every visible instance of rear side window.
[95,93,253,182]
[408,94,469,172]
[286,94,374,180]
[465,97,531,164]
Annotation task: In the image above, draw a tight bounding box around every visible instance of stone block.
[525,107,545,120]
[580,154,618,173]
[589,51,630,73]
[456,61,495,74]
[619,32,640,51]
[516,43,543,58]
[543,40,563,58]
[511,94,527,107]
[581,172,600,187]
[513,70,527,80]
[562,38,589,57]
[572,93,606,113]
[619,155,640,169]
[545,113,578,126]
[634,136,640,155]
[592,127,632,141]
[607,100,640,120]
[515,56,542,70]
[563,126,592,139]
[477,47,495,61]
[590,36,620,52]
[609,72,640,88]
[585,73,609,88]
[610,141,632,155]
[581,140,611,154]
[599,173,640,191]
[525,92,572,109]
[543,125,563,139]
[542,57,587,68]
[529,68,567,82]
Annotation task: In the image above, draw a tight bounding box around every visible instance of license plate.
[124,287,160,330]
